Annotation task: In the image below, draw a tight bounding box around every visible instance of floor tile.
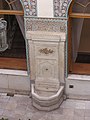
[85,101,90,109]
[5,101,17,110]
[0,109,4,116]
[52,107,63,114]
[63,108,74,116]
[85,117,90,120]
[64,100,76,109]
[85,109,90,117]
[73,116,85,120]
[52,114,73,120]
[0,94,90,120]
[75,102,86,109]
[3,109,15,118]
[74,109,85,117]
[30,112,46,120]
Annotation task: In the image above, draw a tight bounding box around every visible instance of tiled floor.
[0,93,90,120]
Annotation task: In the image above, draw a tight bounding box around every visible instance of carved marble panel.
[34,42,59,91]
[36,59,58,78]
[28,31,66,91]
[35,59,59,91]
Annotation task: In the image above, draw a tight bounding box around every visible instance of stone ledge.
[26,31,66,42]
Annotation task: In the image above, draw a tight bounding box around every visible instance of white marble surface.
[8,75,30,91]
[66,74,90,99]
[26,31,66,42]
[0,69,28,76]
[37,0,53,18]
[67,74,90,81]
[0,73,30,94]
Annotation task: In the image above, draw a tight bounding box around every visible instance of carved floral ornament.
[39,48,54,55]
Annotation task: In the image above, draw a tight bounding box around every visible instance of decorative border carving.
[25,18,67,33]
[22,0,30,16]
[54,0,72,17]
[21,0,37,16]
[54,0,61,17]
[61,0,71,17]
[29,0,37,16]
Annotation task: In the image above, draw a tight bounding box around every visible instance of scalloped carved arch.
[21,0,37,16]
[54,0,73,17]
[20,0,30,16]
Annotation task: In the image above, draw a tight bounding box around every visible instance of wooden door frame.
[68,0,90,75]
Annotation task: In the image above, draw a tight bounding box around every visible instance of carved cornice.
[25,18,67,33]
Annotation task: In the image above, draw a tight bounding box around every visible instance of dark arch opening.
[0,0,27,70]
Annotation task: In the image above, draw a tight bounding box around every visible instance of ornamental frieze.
[25,18,67,33]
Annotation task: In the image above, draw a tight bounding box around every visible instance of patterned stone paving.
[0,93,90,120]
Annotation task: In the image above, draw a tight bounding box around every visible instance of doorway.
[68,0,90,74]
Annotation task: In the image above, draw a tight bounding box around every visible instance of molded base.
[31,84,64,111]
